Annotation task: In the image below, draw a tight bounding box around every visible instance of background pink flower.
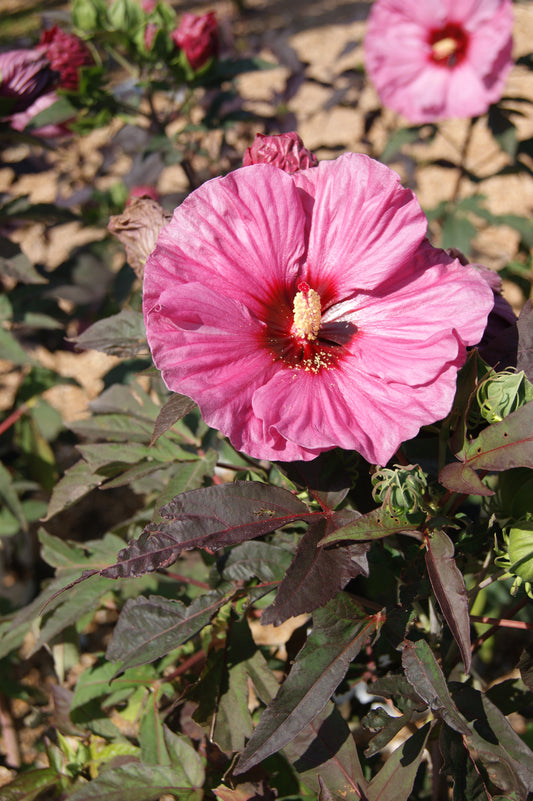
[8,90,70,137]
[243,132,318,173]
[171,12,219,71]
[364,0,513,123]
[0,49,56,114]
[143,153,494,465]
[38,26,93,91]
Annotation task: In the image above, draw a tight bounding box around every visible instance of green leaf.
[319,506,421,545]
[139,689,172,766]
[64,762,203,801]
[162,727,205,788]
[154,450,218,508]
[106,587,233,671]
[0,767,61,801]
[441,211,477,255]
[380,126,422,163]
[440,400,533,495]
[0,462,27,532]
[235,593,378,774]
[401,639,470,735]
[0,236,47,284]
[0,327,35,366]
[43,460,104,520]
[27,96,78,130]
[367,722,431,801]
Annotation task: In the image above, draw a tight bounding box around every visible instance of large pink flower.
[143,153,494,465]
[364,0,513,123]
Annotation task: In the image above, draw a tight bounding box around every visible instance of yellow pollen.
[432,37,457,60]
[292,285,321,340]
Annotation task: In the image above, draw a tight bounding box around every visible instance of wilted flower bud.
[108,197,171,279]
[371,464,428,515]
[38,26,94,90]
[476,369,533,424]
[171,12,219,72]
[243,131,318,174]
[0,49,57,114]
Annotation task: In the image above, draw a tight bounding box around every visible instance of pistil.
[292,281,321,340]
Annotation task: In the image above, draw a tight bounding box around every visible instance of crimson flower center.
[428,23,469,68]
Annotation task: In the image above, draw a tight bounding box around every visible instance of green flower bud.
[477,369,533,424]
[371,464,428,514]
[495,519,533,597]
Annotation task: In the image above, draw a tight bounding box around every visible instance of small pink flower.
[38,26,93,91]
[0,49,56,113]
[144,22,158,51]
[243,132,318,174]
[9,90,70,137]
[171,11,219,71]
[143,153,494,465]
[364,0,513,123]
[141,0,158,12]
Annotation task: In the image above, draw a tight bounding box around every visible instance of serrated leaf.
[100,482,311,578]
[451,683,533,800]
[150,393,197,445]
[517,301,533,382]
[425,529,471,672]
[401,639,470,735]
[235,593,378,774]
[154,450,218,507]
[261,518,369,625]
[106,587,232,671]
[64,762,203,801]
[319,506,421,545]
[70,309,147,357]
[215,541,293,585]
[43,460,104,520]
[283,702,368,798]
[366,722,431,801]
[71,662,155,710]
[440,401,533,495]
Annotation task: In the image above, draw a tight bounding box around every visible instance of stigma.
[292,281,322,340]
[432,37,458,61]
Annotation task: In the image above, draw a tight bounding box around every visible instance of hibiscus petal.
[305,154,427,295]
[144,164,306,318]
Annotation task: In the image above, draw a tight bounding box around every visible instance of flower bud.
[476,369,533,424]
[243,132,318,174]
[108,197,171,279]
[171,12,219,72]
[371,464,428,514]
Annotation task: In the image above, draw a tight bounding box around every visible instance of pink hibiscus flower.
[0,49,56,114]
[143,153,494,465]
[364,0,513,123]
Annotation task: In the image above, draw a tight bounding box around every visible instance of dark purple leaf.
[261,519,369,626]
[106,587,233,671]
[319,507,422,545]
[440,726,495,801]
[101,482,312,579]
[234,593,378,774]
[282,702,368,798]
[366,723,431,801]
[517,645,533,692]
[451,683,533,799]
[401,639,470,735]
[425,529,471,672]
[439,400,533,496]
[517,300,533,381]
[362,708,410,757]
[150,393,197,446]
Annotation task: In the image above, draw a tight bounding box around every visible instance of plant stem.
[450,117,476,204]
